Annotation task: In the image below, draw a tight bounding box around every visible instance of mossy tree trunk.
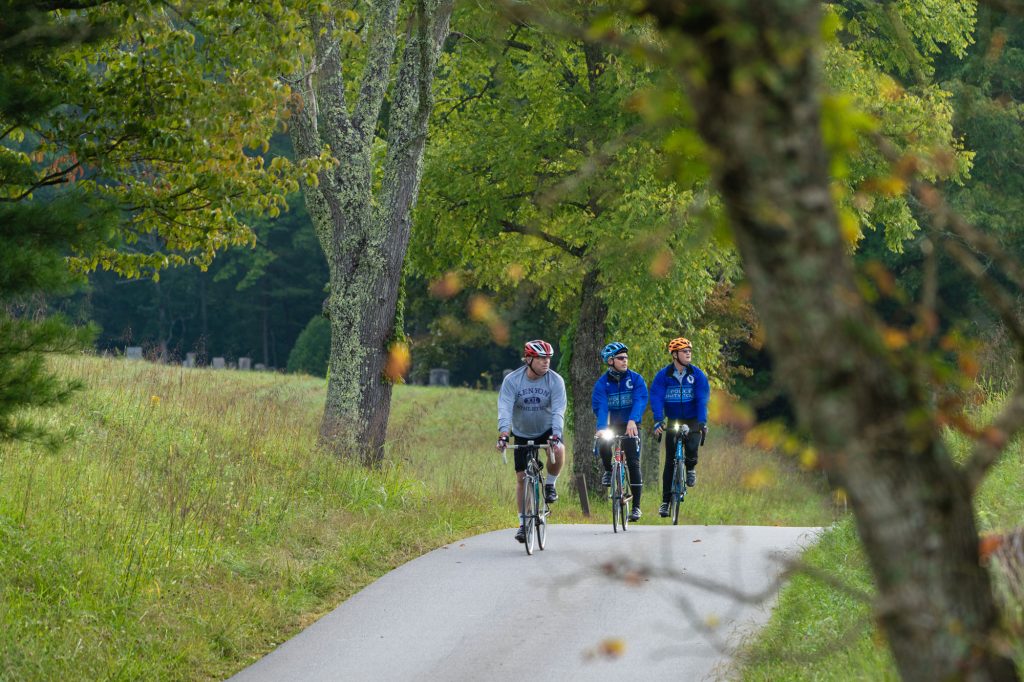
[289,0,454,465]
[641,1,1018,679]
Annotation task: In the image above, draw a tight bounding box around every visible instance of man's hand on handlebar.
[625,420,638,438]
[496,433,509,453]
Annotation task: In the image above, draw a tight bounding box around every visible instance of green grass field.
[9,356,1016,679]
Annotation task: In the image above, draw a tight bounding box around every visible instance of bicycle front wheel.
[537,496,547,550]
[523,476,536,555]
[671,461,683,525]
[611,464,621,533]
[619,466,630,531]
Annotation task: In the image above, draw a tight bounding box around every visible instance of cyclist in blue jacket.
[592,341,648,521]
[649,337,710,517]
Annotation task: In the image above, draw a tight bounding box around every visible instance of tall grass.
[0,357,836,680]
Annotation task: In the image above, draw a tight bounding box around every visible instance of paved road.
[230,524,821,682]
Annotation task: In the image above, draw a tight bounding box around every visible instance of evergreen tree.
[0,4,112,446]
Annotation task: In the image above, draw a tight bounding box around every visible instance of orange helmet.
[667,337,692,352]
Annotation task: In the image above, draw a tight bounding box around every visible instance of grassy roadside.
[1,356,836,680]
[738,397,1024,680]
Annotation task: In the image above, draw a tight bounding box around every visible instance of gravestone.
[429,368,450,386]
[254,363,266,371]
[212,357,226,369]
[183,352,197,368]
[238,357,251,370]
[502,368,514,379]
[125,346,143,360]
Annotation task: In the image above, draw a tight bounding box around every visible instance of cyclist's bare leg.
[545,449,563,475]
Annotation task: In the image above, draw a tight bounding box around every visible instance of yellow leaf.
[882,328,908,350]
[597,638,626,658]
[467,294,493,322]
[384,343,411,382]
[429,271,462,299]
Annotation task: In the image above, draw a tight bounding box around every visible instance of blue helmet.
[601,342,628,363]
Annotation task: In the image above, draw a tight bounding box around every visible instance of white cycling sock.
[546,474,557,485]
[519,513,525,524]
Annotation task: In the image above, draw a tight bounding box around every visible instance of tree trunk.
[197,269,208,363]
[642,1,1017,679]
[289,0,454,465]
[570,269,608,491]
[154,277,168,363]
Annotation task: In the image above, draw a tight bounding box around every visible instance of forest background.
[34,1,1020,403]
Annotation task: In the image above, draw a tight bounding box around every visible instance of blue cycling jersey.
[649,363,710,423]
[592,369,648,429]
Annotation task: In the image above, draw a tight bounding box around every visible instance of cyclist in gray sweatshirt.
[497,339,567,544]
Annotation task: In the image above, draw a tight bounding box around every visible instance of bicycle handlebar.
[592,434,640,443]
[654,421,691,443]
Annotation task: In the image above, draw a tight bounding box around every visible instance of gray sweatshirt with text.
[497,365,567,439]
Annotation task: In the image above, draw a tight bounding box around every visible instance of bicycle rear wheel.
[671,461,683,525]
[523,476,536,555]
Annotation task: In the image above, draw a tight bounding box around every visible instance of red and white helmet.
[523,339,554,358]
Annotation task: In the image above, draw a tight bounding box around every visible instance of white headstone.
[254,363,266,371]
[502,368,514,379]
[429,368,450,386]
[183,352,197,368]
[212,357,226,369]
[238,357,251,370]
[125,346,143,360]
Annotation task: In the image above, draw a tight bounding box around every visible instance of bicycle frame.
[505,440,551,555]
[667,422,690,525]
[595,431,638,533]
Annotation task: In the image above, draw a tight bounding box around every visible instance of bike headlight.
[599,429,615,441]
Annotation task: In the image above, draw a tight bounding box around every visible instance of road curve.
[230,524,821,682]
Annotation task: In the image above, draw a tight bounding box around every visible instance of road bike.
[504,441,551,555]
[660,421,690,525]
[595,430,638,533]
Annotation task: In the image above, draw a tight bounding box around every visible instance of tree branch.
[310,13,351,154]
[499,219,585,257]
[352,0,401,142]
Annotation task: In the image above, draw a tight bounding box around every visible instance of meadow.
[0,355,884,680]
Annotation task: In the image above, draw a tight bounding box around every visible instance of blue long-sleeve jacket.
[592,369,648,429]
[649,363,710,423]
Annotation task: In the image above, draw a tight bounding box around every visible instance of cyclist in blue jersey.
[592,342,648,521]
[497,339,567,543]
[649,337,710,517]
